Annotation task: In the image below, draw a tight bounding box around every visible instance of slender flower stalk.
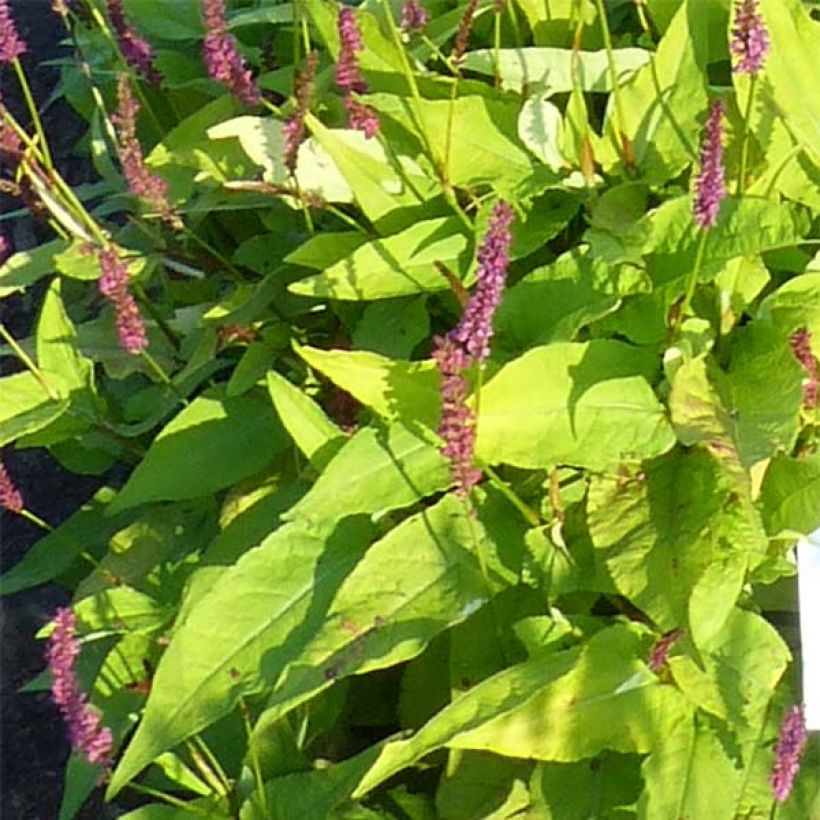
[106,0,161,84]
[0,458,23,513]
[770,704,808,804]
[97,246,148,355]
[0,0,25,63]
[113,75,179,227]
[693,100,726,231]
[202,0,260,106]
[790,328,818,409]
[401,0,428,34]
[730,0,770,76]
[283,51,318,175]
[46,608,114,766]
[335,7,379,137]
[434,201,515,496]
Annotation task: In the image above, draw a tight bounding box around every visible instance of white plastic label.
[798,532,820,730]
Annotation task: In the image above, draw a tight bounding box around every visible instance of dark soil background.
[2,3,108,817]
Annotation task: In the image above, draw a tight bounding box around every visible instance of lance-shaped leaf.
[283,422,451,526]
[110,492,507,796]
[288,217,470,301]
[761,453,820,537]
[348,624,691,797]
[108,387,286,513]
[474,340,674,470]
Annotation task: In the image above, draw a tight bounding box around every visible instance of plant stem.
[12,59,53,170]
[240,698,269,819]
[736,73,758,195]
[125,782,213,814]
[140,349,186,405]
[593,0,631,168]
[679,229,709,325]
[0,323,60,400]
[189,735,231,797]
[20,508,53,532]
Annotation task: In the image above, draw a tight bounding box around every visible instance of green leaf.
[0,488,126,595]
[668,608,790,727]
[289,218,470,300]
[475,340,674,470]
[70,587,170,637]
[253,493,508,736]
[305,115,437,227]
[108,517,373,796]
[350,625,691,797]
[0,238,68,296]
[108,387,286,513]
[587,450,756,632]
[638,716,743,820]
[463,47,651,94]
[0,371,69,447]
[761,453,820,537]
[353,297,431,359]
[284,422,450,526]
[530,753,643,819]
[597,1,708,184]
[267,371,344,468]
[295,344,440,429]
[368,94,534,191]
[437,753,532,820]
[285,232,368,270]
[494,248,651,352]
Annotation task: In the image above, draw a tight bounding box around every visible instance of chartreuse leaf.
[288,217,470,300]
[596,1,708,184]
[283,422,451,526]
[251,493,510,740]
[0,238,68,296]
[295,344,440,429]
[638,715,743,820]
[107,517,373,796]
[0,371,69,447]
[668,608,790,728]
[266,371,344,468]
[474,340,674,470]
[111,490,507,797]
[108,386,286,513]
[529,753,642,819]
[367,94,534,191]
[761,453,820,537]
[587,450,758,633]
[348,624,690,798]
[305,115,437,227]
[463,47,651,94]
[494,247,650,351]
[437,754,532,820]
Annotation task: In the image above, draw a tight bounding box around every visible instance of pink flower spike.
[771,704,808,804]
[0,458,23,513]
[46,607,114,767]
[647,627,684,671]
[790,327,818,409]
[106,0,161,84]
[0,0,26,63]
[401,0,428,34]
[97,247,148,355]
[731,0,770,76]
[283,51,319,174]
[201,0,260,105]
[693,99,726,231]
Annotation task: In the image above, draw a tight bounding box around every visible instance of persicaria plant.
[0,0,818,816]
